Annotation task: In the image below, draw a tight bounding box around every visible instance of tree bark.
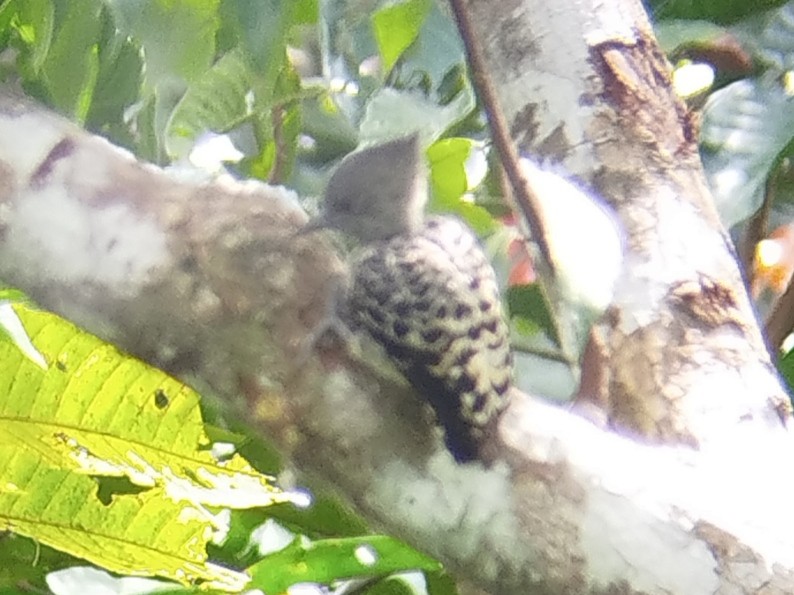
[1,0,793,593]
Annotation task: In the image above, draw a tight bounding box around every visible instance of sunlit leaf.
[426,137,496,236]
[0,303,292,590]
[0,299,46,369]
[372,0,431,73]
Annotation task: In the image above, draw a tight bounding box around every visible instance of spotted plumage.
[344,216,512,461]
[315,134,513,462]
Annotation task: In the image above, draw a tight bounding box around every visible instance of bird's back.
[346,216,513,462]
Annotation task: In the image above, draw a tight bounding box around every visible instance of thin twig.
[447,0,554,273]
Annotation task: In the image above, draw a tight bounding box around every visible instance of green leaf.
[0,449,245,589]
[37,0,102,122]
[218,0,296,120]
[4,0,93,116]
[103,0,219,90]
[9,0,54,74]
[653,19,728,54]
[778,347,794,397]
[360,85,475,145]
[427,137,470,199]
[221,0,295,76]
[242,62,304,182]
[649,0,787,25]
[294,0,318,24]
[96,0,220,158]
[0,303,292,589]
[265,495,369,540]
[507,284,558,344]
[426,137,496,236]
[85,15,143,145]
[0,533,80,591]
[396,4,466,92]
[425,569,459,595]
[701,78,794,227]
[300,93,359,161]
[247,535,440,594]
[366,574,421,594]
[0,301,46,369]
[166,49,252,158]
[372,0,431,73]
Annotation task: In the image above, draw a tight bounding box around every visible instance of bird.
[313,134,513,462]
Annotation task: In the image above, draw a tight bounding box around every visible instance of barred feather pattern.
[345,216,513,462]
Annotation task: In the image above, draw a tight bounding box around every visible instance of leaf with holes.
[0,303,291,590]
